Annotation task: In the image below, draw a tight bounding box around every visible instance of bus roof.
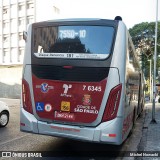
[47,18,102,22]
[31,18,123,28]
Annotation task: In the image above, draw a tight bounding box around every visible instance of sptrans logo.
[41,83,49,93]
[36,83,54,93]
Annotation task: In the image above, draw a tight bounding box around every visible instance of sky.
[52,0,160,29]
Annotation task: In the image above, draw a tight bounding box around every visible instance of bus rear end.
[20,19,125,145]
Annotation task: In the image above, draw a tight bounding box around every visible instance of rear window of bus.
[33,25,115,59]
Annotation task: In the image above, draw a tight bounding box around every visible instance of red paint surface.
[32,74,107,123]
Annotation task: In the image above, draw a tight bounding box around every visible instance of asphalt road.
[0,98,146,160]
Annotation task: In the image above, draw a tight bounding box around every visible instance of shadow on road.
[36,138,125,159]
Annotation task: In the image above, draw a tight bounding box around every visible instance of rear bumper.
[20,108,123,145]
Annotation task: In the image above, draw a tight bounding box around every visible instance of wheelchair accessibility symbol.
[36,102,44,112]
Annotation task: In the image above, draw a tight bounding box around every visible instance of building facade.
[0,0,60,65]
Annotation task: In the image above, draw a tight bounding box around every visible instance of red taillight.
[102,84,122,122]
[22,79,33,114]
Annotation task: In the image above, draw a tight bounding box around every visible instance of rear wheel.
[0,111,9,127]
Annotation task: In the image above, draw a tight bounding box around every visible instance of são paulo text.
[74,108,98,114]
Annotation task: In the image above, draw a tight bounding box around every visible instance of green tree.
[129,22,160,80]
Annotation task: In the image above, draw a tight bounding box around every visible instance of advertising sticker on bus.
[61,101,70,112]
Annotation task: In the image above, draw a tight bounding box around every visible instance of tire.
[0,111,9,127]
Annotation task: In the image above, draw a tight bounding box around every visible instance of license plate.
[55,111,75,120]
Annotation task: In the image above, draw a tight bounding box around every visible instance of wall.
[0,65,22,98]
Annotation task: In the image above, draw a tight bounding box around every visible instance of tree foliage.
[129,22,160,81]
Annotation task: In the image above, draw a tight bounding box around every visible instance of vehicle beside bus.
[20,17,145,145]
[0,101,10,127]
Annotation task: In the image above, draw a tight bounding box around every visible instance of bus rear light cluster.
[102,84,122,122]
[22,79,33,114]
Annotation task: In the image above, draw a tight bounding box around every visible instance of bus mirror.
[23,31,27,41]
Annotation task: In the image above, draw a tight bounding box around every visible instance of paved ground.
[136,102,160,160]
[0,98,20,107]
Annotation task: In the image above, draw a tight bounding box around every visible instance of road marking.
[0,134,29,146]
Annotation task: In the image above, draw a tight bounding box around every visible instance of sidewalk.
[136,102,160,159]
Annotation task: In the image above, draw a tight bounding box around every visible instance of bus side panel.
[23,24,32,66]
[20,108,38,133]
[108,22,127,143]
[20,63,39,133]
[109,21,127,117]
[99,117,123,145]
[110,22,139,142]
